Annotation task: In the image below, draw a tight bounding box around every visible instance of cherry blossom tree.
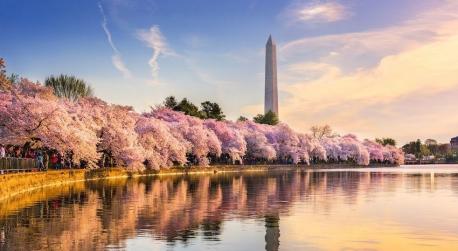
[150,108,222,166]
[136,116,188,170]
[204,119,246,164]
[0,78,405,170]
[236,121,276,161]
[0,79,99,166]
[99,105,144,170]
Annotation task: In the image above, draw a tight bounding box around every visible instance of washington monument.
[265,35,278,117]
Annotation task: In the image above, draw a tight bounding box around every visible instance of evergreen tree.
[164,96,178,109]
[174,98,203,118]
[253,111,279,125]
[201,101,225,121]
[237,116,248,122]
[45,74,93,101]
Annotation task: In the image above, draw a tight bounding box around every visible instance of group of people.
[35,151,70,170]
[0,144,73,170]
[0,144,23,158]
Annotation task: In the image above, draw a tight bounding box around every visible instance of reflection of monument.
[265,214,280,251]
[265,35,279,117]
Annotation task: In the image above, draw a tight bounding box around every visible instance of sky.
[1,0,458,145]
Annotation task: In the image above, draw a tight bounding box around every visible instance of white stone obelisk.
[265,35,278,117]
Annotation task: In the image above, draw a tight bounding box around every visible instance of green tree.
[402,142,415,154]
[425,139,438,145]
[375,137,397,146]
[403,139,433,158]
[174,98,203,118]
[7,73,19,84]
[45,74,93,101]
[425,139,438,155]
[162,96,227,120]
[420,144,431,157]
[0,58,11,90]
[437,143,451,157]
[200,101,225,121]
[415,139,422,156]
[253,111,279,125]
[237,116,248,122]
[402,140,422,157]
[164,96,178,109]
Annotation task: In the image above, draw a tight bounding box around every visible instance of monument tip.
[267,34,274,45]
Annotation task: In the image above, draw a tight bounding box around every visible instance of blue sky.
[1,0,458,144]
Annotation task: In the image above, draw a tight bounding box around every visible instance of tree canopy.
[163,96,226,121]
[45,74,93,101]
[0,58,405,170]
[0,82,404,170]
[201,101,225,121]
[375,138,397,146]
[402,139,452,158]
[164,96,178,109]
[237,116,248,122]
[253,111,279,125]
[0,58,11,90]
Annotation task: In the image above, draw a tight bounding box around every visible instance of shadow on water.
[1,168,458,250]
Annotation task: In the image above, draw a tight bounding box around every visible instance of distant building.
[451,136,458,150]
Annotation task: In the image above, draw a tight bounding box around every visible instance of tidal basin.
[2,166,458,251]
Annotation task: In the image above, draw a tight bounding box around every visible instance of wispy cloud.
[137,26,174,85]
[98,2,132,79]
[263,1,458,143]
[281,1,350,24]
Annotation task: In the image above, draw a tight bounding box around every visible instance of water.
[2,165,458,250]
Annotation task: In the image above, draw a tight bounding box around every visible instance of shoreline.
[0,164,396,202]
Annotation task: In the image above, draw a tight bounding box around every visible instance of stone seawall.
[0,168,130,201]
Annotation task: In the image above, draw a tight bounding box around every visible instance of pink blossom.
[0,81,405,169]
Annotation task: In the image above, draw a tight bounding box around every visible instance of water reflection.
[265,214,280,251]
[1,167,458,250]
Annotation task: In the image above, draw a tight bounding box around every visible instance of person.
[6,146,13,157]
[50,153,58,169]
[13,146,20,158]
[26,149,35,159]
[0,145,5,158]
[43,151,49,170]
[36,151,44,170]
[65,152,73,169]
[57,153,64,169]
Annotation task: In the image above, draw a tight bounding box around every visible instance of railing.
[0,157,38,173]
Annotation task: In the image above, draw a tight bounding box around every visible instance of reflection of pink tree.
[1,170,416,250]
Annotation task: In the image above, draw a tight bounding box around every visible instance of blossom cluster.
[0,80,404,170]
